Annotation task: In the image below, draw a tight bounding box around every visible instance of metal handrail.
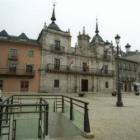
[0,94,91,135]
[47,64,114,75]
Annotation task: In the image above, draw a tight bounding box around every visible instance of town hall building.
[38,5,116,93]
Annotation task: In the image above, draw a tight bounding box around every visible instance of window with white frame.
[27,50,34,57]
[26,64,33,73]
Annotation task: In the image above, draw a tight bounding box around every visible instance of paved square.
[1,92,140,140]
[69,93,140,140]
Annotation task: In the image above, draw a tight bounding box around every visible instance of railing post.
[10,97,13,113]
[38,98,42,138]
[0,106,3,137]
[45,104,49,136]
[84,103,90,133]
[62,96,64,113]
[53,102,55,112]
[70,99,74,120]
[6,100,9,124]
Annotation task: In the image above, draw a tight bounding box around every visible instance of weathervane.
[52,0,57,6]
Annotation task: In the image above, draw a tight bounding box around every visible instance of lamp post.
[104,40,110,58]
[115,34,123,107]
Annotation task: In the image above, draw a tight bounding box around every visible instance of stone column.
[131,84,134,92]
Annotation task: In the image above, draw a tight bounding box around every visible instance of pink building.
[0,30,41,93]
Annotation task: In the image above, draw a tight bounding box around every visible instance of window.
[54,59,60,70]
[19,38,27,42]
[28,50,34,57]
[9,63,17,73]
[0,36,8,39]
[54,80,59,88]
[119,62,121,69]
[104,50,107,58]
[26,65,33,73]
[105,82,109,88]
[123,63,126,69]
[83,62,87,72]
[10,49,18,58]
[128,64,131,70]
[55,40,60,50]
[0,80,3,90]
[124,73,125,79]
[104,65,108,74]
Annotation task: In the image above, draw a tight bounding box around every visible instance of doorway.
[125,84,127,92]
[20,81,29,92]
[0,80,3,90]
[134,85,137,92]
[81,79,88,91]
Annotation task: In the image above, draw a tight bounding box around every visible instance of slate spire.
[51,4,56,23]
[95,18,99,34]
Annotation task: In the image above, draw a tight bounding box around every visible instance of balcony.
[119,66,123,70]
[123,67,127,70]
[101,54,111,60]
[0,68,35,77]
[121,77,136,82]
[50,45,65,54]
[128,67,132,71]
[46,64,114,76]
[8,54,19,60]
[133,69,137,72]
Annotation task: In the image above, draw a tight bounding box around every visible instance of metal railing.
[121,77,136,82]
[0,68,35,77]
[101,54,111,60]
[8,54,19,60]
[47,64,114,76]
[0,94,91,140]
[0,95,49,140]
[50,45,65,53]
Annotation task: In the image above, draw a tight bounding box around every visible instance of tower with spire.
[47,4,61,31]
[90,18,104,44]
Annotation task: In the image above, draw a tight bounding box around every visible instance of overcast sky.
[0,0,140,51]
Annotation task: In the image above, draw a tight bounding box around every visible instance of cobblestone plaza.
[52,93,140,140]
[2,92,140,140]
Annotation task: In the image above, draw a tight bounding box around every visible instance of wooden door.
[20,81,29,92]
[81,80,88,91]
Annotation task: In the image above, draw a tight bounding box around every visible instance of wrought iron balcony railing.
[8,54,19,60]
[50,45,65,53]
[121,77,136,82]
[0,68,35,77]
[133,69,137,72]
[101,54,111,60]
[119,66,123,70]
[46,64,114,76]
[123,67,127,70]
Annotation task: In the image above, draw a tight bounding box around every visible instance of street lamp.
[104,40,110,58]
[105,40,110,49]
[115,34,123,107]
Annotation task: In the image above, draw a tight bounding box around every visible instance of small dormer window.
[19,38,27,42]
[0,36,8,39]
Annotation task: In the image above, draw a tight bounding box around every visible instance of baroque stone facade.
[38,6,116,93]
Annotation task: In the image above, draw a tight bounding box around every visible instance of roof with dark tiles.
[0,30,40,45]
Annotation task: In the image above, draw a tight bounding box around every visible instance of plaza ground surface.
[1,92,140,140]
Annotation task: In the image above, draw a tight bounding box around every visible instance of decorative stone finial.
[83,26,85,34]
[44,22,47,30]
